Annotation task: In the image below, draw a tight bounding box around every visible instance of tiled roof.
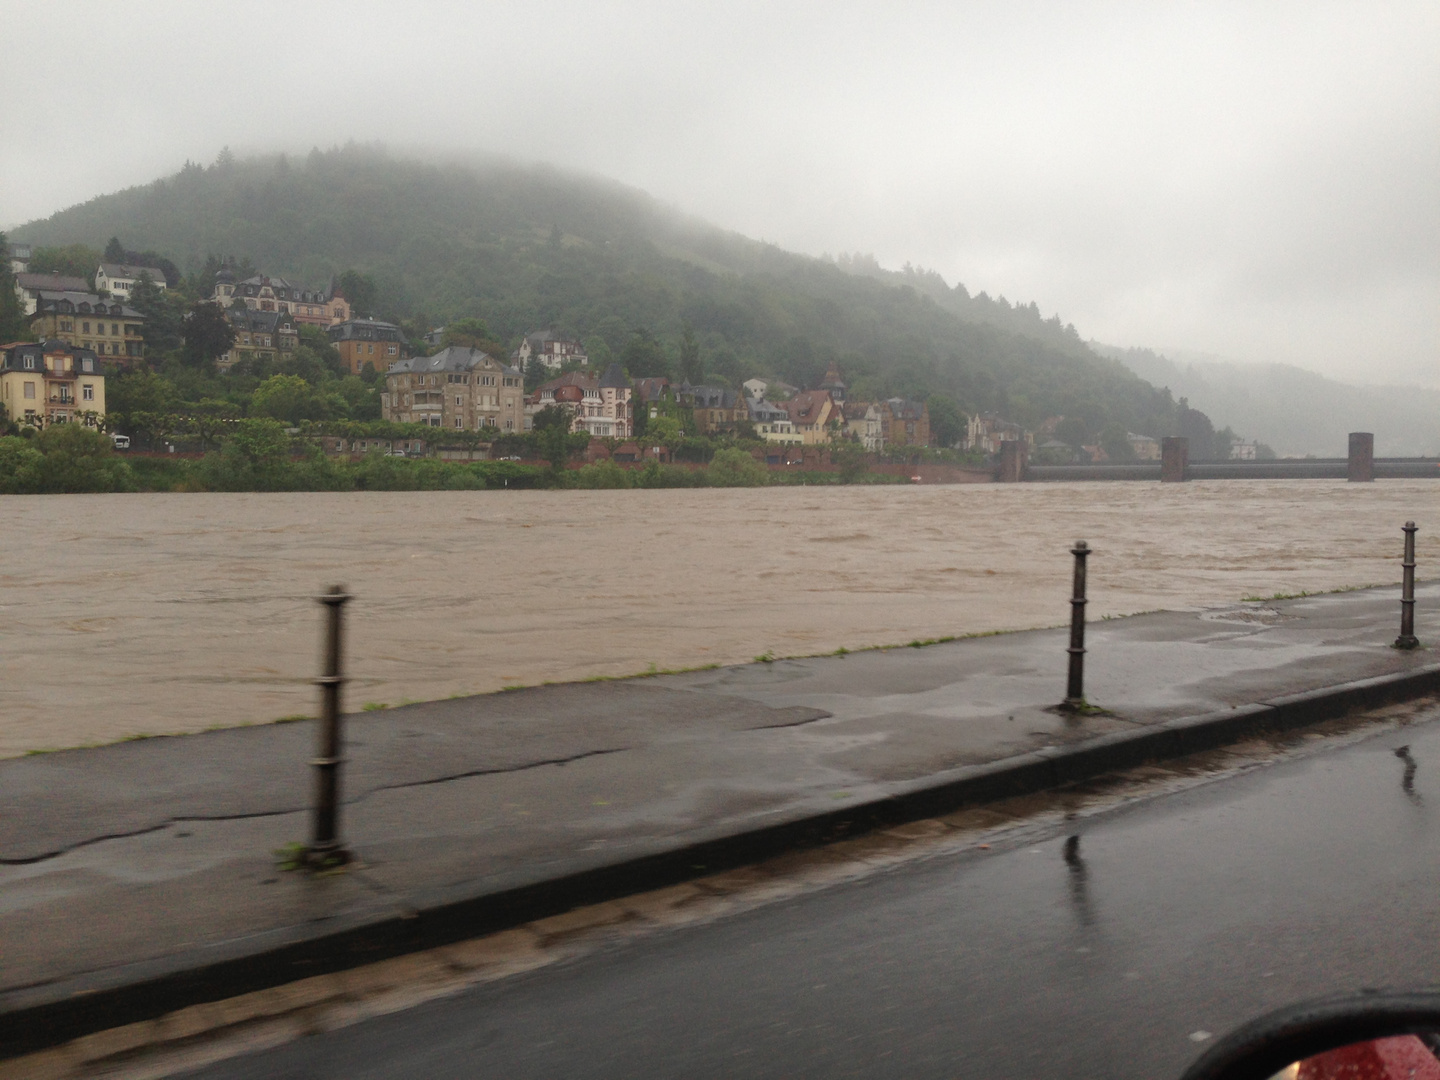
[32,291,142,319]
[387,346,517,376]
[784,390,832,425]
[598,362,630,390]
[328,318,405,343]
[17,272,90,294]
[98,262,163,281]
[885,398,926,421]
[537,370,599,393]
[748,397,789,422]
[633,377,669,401]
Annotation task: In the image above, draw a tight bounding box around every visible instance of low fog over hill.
[10,145,1186,441]
[1097,344,1440,458]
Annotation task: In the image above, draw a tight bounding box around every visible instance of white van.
[110,434,131,450]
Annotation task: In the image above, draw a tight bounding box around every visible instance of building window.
[24,382,35,399]
[82,321,91,334]
[455,418,463,428]
[82,384,94,401]
[23,356,34,370]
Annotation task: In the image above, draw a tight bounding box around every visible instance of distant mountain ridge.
[1096,343,1440,458]
[10,145,1187,439]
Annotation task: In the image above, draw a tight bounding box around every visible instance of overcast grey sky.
[3,1,1436,385]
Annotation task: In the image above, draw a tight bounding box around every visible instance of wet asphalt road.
[185,711,1440,1080]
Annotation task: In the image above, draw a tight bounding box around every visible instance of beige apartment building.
[382,346,525,432]
[1,341,106,428]
[27,292,145,362]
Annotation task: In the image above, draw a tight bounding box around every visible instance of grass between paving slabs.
[1240,582,1390,602]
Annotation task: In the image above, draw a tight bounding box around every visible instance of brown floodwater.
[2,481,1434,757]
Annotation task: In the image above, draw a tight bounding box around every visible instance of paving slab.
[2,583,1438,1051]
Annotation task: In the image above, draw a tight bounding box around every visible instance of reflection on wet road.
[187,709,1440,1080]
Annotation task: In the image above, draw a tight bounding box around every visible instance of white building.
[96,263,167,298]
[748,396,802,444]
[516,330,587,372]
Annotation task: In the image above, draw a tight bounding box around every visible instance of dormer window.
[23,356,34,370]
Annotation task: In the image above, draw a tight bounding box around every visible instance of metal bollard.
[1395,522,1419,650]
[1064,541,1091,709]
[308,585,352,867]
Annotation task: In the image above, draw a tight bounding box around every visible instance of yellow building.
[1,341,106,428]
[27,291,145,363]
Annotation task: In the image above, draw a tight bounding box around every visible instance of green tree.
[582,335,613,369]
[334,375,382,420]
[443,317,507,360]
[706,447,768,486]
[181,301,235,370]
[0,436,43,493]
[1177,398,1218,459]
[203,417,292,490]
[251,374,325,423]
[126,272,182,355]
[1098,422,1136,462]
[29,244,100,284]
[109,367,180,416]
[832,441,870,482]
[926,394,965,448]
[1055,416,1089,448]
[678,324,703,384]
[277,345,331,384]
[537,421,572,477]
[336,270,378,317]
[641,414,683,454]
[33,424,133,492]
[103,237,127,263]
[187,399,241,450]
[297,324,345,375]
[621,329,670,379]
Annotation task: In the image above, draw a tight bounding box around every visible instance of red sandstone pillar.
[1161,437,1188,482]
[998,439,1027,482]
[1348,432,1374,482]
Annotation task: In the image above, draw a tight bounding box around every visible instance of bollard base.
[1053,698,1109,716]
[1394,635,1421,651]
[302,844,352,871]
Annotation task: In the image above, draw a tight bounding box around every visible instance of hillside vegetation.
[14,144,1189,440]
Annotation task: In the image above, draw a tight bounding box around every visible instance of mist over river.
[2,482,1434,757]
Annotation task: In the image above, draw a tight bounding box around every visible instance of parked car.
[110,434,131,450]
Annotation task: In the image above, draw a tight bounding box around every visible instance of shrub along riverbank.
[0,422,910,494]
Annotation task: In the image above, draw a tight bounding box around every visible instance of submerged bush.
[706,447,769,487]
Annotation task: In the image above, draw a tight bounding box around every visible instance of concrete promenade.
[2,583,1438,1055]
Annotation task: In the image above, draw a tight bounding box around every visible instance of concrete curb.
[4,661,1439,1060]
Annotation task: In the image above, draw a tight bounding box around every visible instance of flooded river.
[2,481,1434,756]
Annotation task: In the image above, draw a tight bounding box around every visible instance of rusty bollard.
[1396,522,1419,650]
[1063,541,1091,710]
[307,585,352,867]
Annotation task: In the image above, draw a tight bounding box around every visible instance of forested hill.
[13,144,1185,439]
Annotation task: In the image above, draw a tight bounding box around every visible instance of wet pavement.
[1,584,1436,1022]
[180,703,1440,1080]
